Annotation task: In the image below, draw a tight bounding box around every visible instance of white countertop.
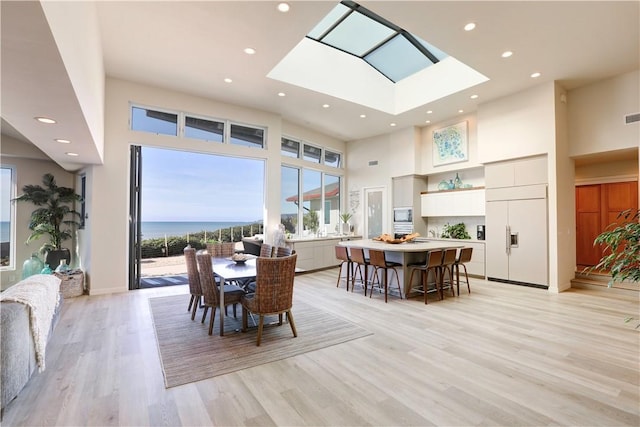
[338,238,464,253]
[286,235,362,243]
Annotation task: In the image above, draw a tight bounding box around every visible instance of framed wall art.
[432,121,468,166]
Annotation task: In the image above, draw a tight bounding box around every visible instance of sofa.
[0,274,62,418]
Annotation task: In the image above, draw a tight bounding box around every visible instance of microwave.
[393,207,413,223]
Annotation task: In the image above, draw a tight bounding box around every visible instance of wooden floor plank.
[2,268,638,426]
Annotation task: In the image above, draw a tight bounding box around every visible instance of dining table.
[338,239,464,297]
[212,255,257,336]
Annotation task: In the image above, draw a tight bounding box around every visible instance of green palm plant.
[13,173,83,255]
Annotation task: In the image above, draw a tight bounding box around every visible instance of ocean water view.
[141,221,261,240]
[1,222,9,243]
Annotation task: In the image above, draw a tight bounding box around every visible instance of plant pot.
[45,249,71,271]
[341,222,350,235]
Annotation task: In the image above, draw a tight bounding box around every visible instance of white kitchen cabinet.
[288,236,361,271]
[420,188,486,217]
[485,156,547,189]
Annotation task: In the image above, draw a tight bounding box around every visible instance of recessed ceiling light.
[426,110,433,114]
[360,114,366,118]
[277,92,286,97]
[35,117,56,124]
[464,23,476,31]
[501,51,513,58]
[55,139,71,144]
[425,120,431,124]
[244,47,256,55]
[531,72,541,78]
[322,104,330,108]
[458,109,464,113]
[65,152,79,157]
[470,94,478,99]
[277,2,290,12]
[390,123,396,127]
[224,78,232,83]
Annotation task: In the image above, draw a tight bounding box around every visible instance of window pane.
[185,116,224,142]
[302,169,322,236]
[325,149,341,167]
[281,137,300,158]
[365,33,434,82]
[230,124,265,148]
[324,174,340,233]
[303,144,322,163]
[1,167,14,269]
[79,175,86,229]
[323,10,395,56]
[281,166,299,235]
[307,3,350,39]
[131,106,178,136]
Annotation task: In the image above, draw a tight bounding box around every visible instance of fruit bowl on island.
[372,232,420,244]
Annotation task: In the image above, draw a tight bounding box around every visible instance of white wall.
[568,69,640,157]
[1,135,76,290]
[40,1,105,159]
[478,82,556,163]
[420,113,481,175]
[85,78,345,295]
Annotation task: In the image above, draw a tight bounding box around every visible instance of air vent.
[625,112,640,124]
[368,160,378,166]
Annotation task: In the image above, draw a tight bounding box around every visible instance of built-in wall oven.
[393,207,413,238]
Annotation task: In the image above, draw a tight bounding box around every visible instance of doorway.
[576,181,638,269]
[128,145,266,290]
[363,187,386,239]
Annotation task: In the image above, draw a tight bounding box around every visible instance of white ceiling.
[1,1,639,171]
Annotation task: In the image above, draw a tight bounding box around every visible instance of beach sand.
[141,255,187,276]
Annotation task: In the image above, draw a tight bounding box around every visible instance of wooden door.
[576,181,638,267]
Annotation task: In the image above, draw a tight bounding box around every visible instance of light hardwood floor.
[3,269,639,426]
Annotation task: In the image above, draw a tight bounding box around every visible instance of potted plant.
[587,209,639,328]
[440,222,471,239]
[13,173,83,269]
[339,212,353,235]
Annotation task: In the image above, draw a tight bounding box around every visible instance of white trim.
[575,175,638,186]
[0,164,17,271]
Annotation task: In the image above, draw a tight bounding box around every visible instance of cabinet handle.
[506,225,511,255]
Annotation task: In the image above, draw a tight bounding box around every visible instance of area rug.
[149,294,372,388]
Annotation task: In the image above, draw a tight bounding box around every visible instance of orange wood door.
[576,181,638,267]
[576,185,602,266]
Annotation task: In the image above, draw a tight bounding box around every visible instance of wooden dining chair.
[440,248,458,299]
[349,247,370,295]
[195,252,245,335]
[334,245,352,291]
[408,249,443,304]
[453,247,473,295]
[241,254,298,346]
[183,246,203,320]
[368,249,403,302]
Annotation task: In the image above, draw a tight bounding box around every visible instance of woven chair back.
[275,246,293,257]
[254,254,297,314]
[196,252,219,306]
[260,243,274,258]
[183,246,202,296]
[206,243,222,257]
[220,242,236,257]
[335,245,349,262]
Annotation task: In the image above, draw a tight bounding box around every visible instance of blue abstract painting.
[432,121,468,166]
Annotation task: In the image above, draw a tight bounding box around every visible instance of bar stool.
[408,249,443,304]
[349,247,370,295]
[453,247,473,295]
[334,245,352,291]
[439,248,458,299]
[368,249,402,302]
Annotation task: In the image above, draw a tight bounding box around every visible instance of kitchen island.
[339,239,464,297]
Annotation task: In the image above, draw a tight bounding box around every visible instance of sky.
[1,167,12,222]
[141,147,265,222]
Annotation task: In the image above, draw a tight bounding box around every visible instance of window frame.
[229,121,267,149]
[130,104,179,136]
[184,113,225,143]
[1,165,16,271]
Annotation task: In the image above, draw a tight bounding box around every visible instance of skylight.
[306,1,447,83]
[267,1,489,115]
